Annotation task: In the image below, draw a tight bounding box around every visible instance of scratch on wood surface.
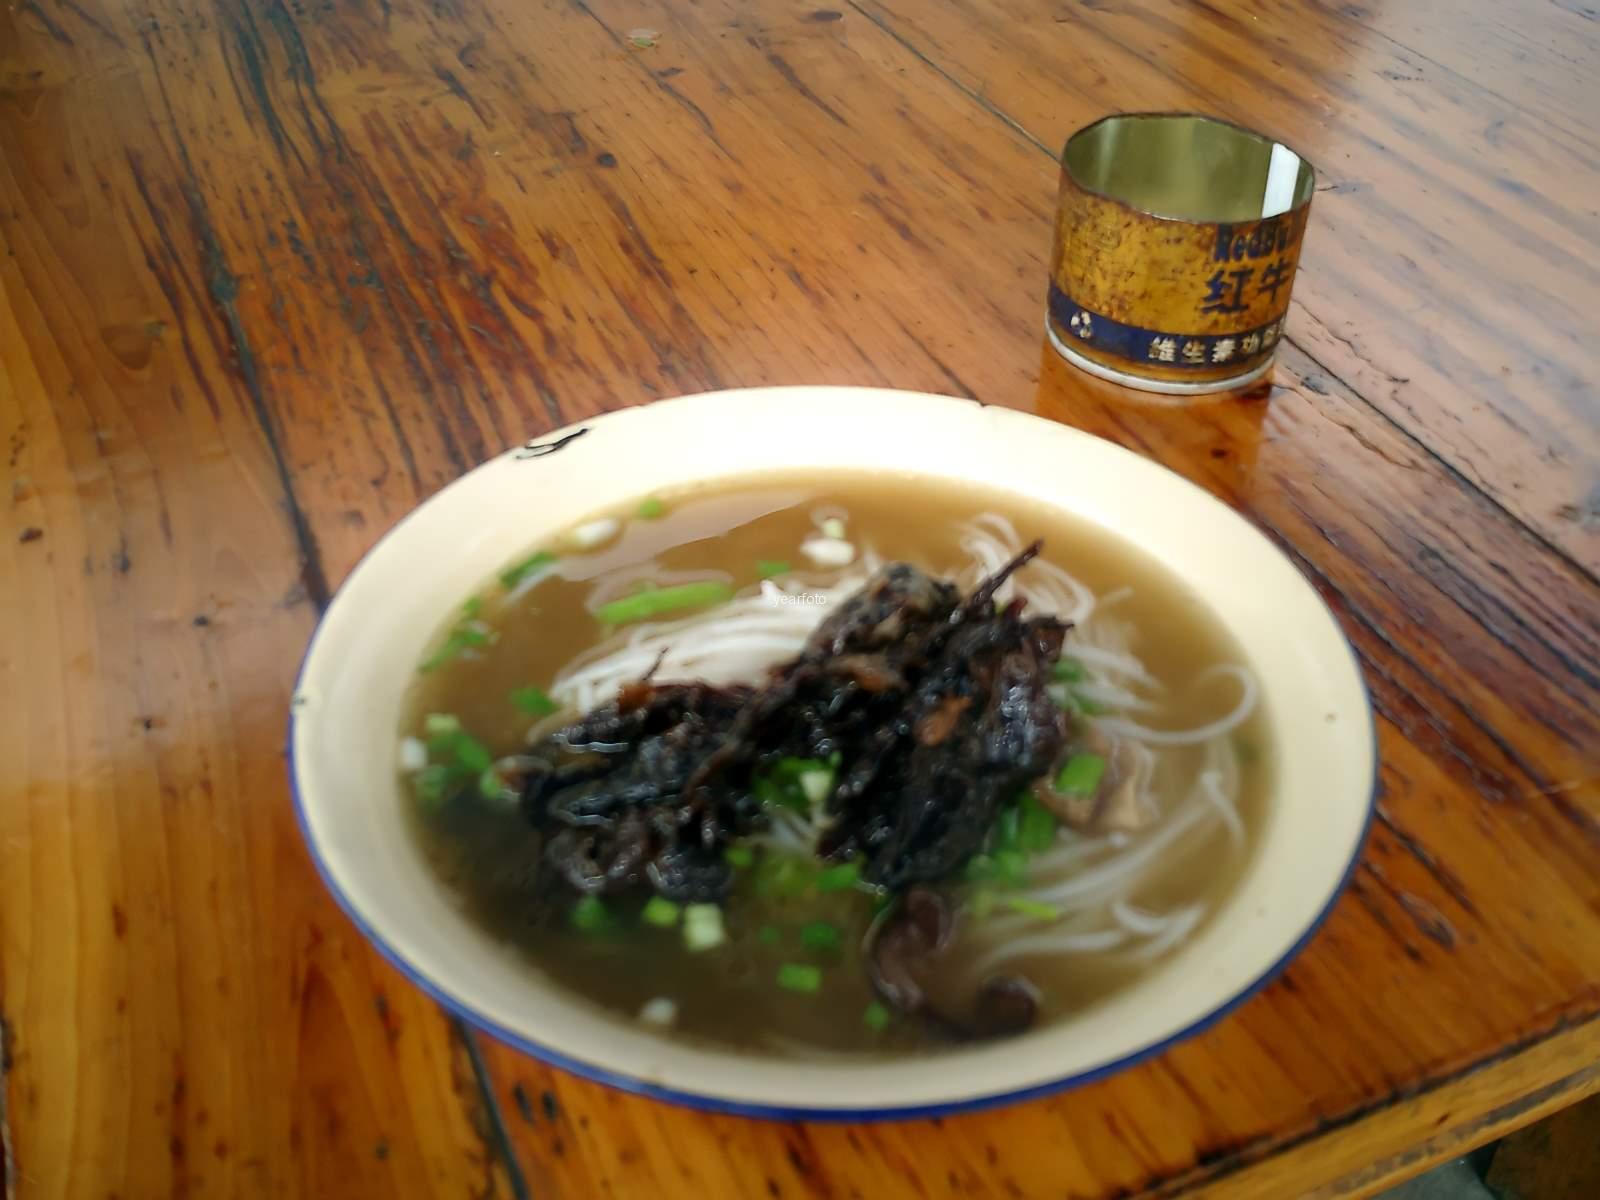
[1367,862,1459,949]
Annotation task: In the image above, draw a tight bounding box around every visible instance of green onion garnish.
[424,713,461,736]
[427,728,492,773]
[798,768,833,807]
[413,764,454,809]
[595,580,734,626]
[1051,658,1087,682]
[1017,792,1058,853]
[1002,896,1061,921]
[965,854,998,882]
[863,1001,891,1032]
[461,595,484,619]
[418,623,492,672]
[994,804,1021,852]
[777,963,823,993]
[641,896,681,927]
[1054,753,1107,797]
[499,549,556,590]
[1072,691,1107,716]
[815,862,861,893]
[753,757,836,812]
[756,559,791,579]
[636,497,666,519]
[682,903,726,951]
[799,921,842,952]
[753,856,813,897]
[979,851,1023,888]
[571,896,611,933]
[510,685,558,716]
[478,766,506,800]
[757,924,781,945]
[723,845,755,868]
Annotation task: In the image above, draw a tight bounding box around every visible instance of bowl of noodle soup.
[290,386,1375,1117]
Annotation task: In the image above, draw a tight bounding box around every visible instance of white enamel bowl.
[289,386,1375,1120]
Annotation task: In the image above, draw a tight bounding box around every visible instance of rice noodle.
[970,925,1128,974]
[1092,663,1258,747]
[1115,904,1205,964]
[1110,900,1171,936]
[1022,771,1225,908]
[1200,759,1246,850]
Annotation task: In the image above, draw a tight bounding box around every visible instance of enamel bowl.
[290,386,1374,1119]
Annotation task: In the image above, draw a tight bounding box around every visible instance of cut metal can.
[1047,113,1316,395]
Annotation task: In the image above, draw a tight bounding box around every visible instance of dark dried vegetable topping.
[518,543,1070,917]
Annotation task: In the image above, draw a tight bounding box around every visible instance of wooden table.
[3,0,1597,1195]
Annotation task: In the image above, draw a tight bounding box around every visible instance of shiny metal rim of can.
[1045,322,1275,396]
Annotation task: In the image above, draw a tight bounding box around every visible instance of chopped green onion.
[777,963,823,993]
[970,887,999,919]
[461,595,484,619]
[413,764,455,809]
[1017,792,1058,853]
[820,517,846,540]
[965,854,998,882]
[723,845,755,868]
[994,804,1021,852]
[1002,896,1062,921]
[682,903,725,951]
[636,497,666,519]
[418,624,492,672]
[1051,658,1087,683]
[753,856,813,897]
[641,896,681,927]
[428,729,493,774]
[424,712,461,736]
[754,757,836,812]
[799,921,842,952]
[756,559,791,579]
[757,924,781,946]
[1054,753,1107,797]
[994,849,1027,886]
[798,768,834,807]
[815,861,861,893]
[595,580,734,626]
[1072,691,1107,716]
[478,766,506,800]
[571,896,611,933]
[510,685,559,716]
[863,1001,891,1032]
[500,549,556,590]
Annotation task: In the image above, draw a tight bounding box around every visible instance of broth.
[402,471,1271,1056]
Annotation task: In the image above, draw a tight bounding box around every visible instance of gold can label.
[1048,152,1312,389]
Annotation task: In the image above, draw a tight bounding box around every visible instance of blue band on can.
[1047,283,1284,370]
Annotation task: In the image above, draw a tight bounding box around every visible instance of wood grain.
[2,0,1596,1197]
[0,11,513,1197]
